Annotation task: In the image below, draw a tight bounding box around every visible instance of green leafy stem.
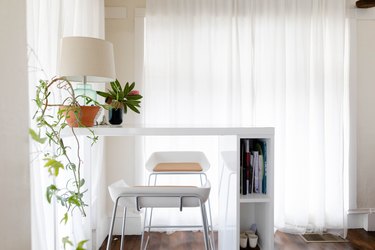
[30,76,100,249]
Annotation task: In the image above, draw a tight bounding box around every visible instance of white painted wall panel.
[0,0,31,248]
[357,20,375,208]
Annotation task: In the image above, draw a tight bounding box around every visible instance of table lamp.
[58,36,116,126]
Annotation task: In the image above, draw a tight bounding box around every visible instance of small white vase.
[248,234,258,248]
[240,234,248,248]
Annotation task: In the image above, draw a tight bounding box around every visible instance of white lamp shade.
[58,36,116,83]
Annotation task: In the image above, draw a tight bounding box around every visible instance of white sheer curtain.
[27,0,105,249]
[145,0,347,234]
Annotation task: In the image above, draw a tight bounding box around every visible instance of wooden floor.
[100,229,375,250]
[275,229,375,250]
[100,231,216,250]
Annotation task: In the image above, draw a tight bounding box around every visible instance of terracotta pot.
[59,105,100,127]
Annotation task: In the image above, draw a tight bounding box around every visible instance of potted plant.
[60,83,101,127]
[96,79,143,125]
[30,76,101,249]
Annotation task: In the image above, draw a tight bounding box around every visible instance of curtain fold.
[27,0,105,249]
[145,0,347,234]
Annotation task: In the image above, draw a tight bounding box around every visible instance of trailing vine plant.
[29,76,101,249]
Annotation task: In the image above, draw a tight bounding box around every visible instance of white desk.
[62,124,274,137]
[63,125,274,250]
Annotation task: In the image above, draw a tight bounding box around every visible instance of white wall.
[104,0,146,234]
[104,0,146,188]
[0,0,31,249]
[357,19,375,208]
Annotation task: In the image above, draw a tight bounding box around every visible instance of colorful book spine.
[242,139,247,195]
[245,139,251,194]
[262,140,267,194]
[253,151,259,193]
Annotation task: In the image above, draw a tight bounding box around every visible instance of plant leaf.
[76,178,85,188]
[62,236,73,249]
[96,91,111,98]
[29,128,47,144]
[126,94,143,100]
[127,104,140,114]
[124,82,130,95]
[115,79,122,92]
[68,195,81,207]
[76,239,89,250]
[44,158,64,176]
[60,212,69,224]
[46,184,58,203]
[129,82,135,91]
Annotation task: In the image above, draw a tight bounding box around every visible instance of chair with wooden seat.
[145,151,215,250]
[106,179,212,250]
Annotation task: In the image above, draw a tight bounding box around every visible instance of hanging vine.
[30,76,101,249]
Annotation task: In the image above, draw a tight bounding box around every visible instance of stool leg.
[107,199,119,250]
[148,175,158,239]
[200,174,215,250]
[144,175,158,248]
[200,202,210,250]
[120,206,127,250]
[141,174,157,250]
[140,207,148,250]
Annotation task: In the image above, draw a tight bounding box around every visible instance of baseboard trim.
[348,208,375,231]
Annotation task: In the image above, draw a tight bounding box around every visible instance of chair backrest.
[145,151,210,172]
[108,179,211,208]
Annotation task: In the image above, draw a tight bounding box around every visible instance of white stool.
[107,180,212,250]
[145,151,215,249]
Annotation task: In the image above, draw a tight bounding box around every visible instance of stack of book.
[240,139,267,195]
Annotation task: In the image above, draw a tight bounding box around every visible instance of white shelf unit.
[218,131,274,250]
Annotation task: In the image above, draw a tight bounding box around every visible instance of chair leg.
[145,207,154,247]
[107,200,119,250]
[120,206,127,250]
[200,202,211,250]
[142,174,157,250]
[201,174,215,250]
[140,207,149,250]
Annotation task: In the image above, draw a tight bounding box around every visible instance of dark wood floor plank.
[100,229,375,250]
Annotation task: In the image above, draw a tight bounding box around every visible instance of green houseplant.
[96,79,143,125]
[30,76,101,249]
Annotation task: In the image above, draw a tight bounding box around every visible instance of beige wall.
[357,19,375,208]
[0,0,31,248]
[104,0,146,217]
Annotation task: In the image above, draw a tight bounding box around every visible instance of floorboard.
[99,229,375,250]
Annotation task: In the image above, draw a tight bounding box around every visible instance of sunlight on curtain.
[145,0,347,234]
[27,0,105,249]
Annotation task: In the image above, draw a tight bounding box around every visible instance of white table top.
[61,124,274,137]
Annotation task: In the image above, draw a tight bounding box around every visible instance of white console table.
[62,125,274,250]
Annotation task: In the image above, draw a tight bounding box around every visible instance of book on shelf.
[259,154,263,194]
[245,139,251,194]
[253,151,259,193]
[259,140,267,194]
[240,138,267,195]
[240,138,245,195]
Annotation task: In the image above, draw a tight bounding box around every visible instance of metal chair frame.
[145,172,215,250]
[106,193,212,250]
